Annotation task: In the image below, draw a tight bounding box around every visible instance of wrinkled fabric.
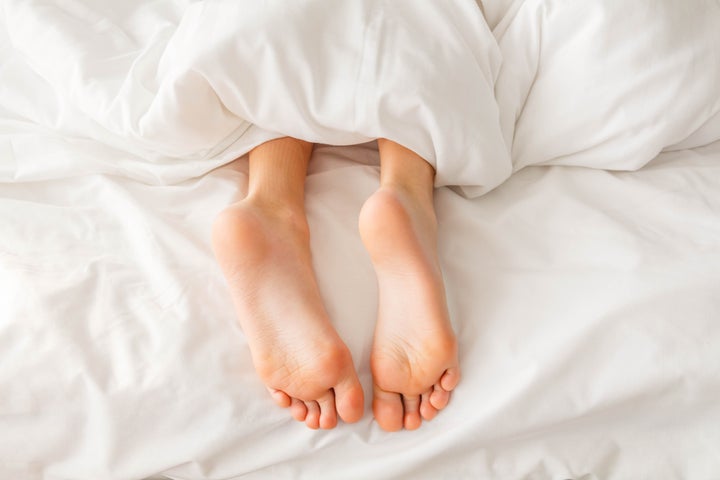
[1,0,509,194]
[2,2,720,479]
[2,141,720,479]
[494,0,720,173]
[4,1,719,197]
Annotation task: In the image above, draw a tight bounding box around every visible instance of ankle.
[359,187,439,256]
[377,139,436,203]
[375,183,437,230]
[243,195,309,235]
[380,180,434,207]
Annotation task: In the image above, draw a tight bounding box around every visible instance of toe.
[305,401,321,429]
[429,383,451,410]
[402,395,422,430]
[267,387,291,408]
[317,391,338,429]
[420,388,438,421]
[334,372,365,424]
[440,367,461,392]
[290,398,308,422]
[373,385,404,432]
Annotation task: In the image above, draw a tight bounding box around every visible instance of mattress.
[2,1,720,479]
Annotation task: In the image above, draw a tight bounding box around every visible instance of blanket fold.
[3,0,720,194]
[3,0,510,196]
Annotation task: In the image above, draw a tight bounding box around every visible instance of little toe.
[402,395,422,430]
[305,401,321,429]
[290,398,308,422]
[373,385,404,432]
[420,389,438,421]
[429,383,451,410]
[267,387,291,408]
[440,367,461,392]
[317,392,338,430]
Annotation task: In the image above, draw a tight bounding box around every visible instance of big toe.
[335,374,365,424]
[373,385,404,432]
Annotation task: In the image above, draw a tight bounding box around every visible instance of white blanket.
[4,0,719,193]
[2,0,509,194]
[2,1,720,479]
[494,0,720,170]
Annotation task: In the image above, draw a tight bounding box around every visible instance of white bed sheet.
[2,1,720,478]
[1,139,720,479]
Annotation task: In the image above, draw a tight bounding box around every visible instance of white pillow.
[494,0,720,171]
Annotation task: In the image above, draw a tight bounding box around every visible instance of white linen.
[3,0,720,197]
[494,0,720,171]
[2,1,720,479]
[1,0,509,195]
[2,141,720,479]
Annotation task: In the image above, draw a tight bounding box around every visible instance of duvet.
[1,1,720,479]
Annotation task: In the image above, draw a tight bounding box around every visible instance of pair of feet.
[211,139,460,431]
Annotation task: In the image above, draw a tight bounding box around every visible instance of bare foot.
[359,185,460,431]
[212,199,364,429]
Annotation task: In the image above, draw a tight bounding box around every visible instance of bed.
[2,1,719,479]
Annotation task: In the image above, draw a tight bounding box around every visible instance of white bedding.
[2,142,720,479]
[1,0,509,194]
[2,1,720,479]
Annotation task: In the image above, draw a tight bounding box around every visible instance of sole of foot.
[212,199,365,429]
[359,186,460,431]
